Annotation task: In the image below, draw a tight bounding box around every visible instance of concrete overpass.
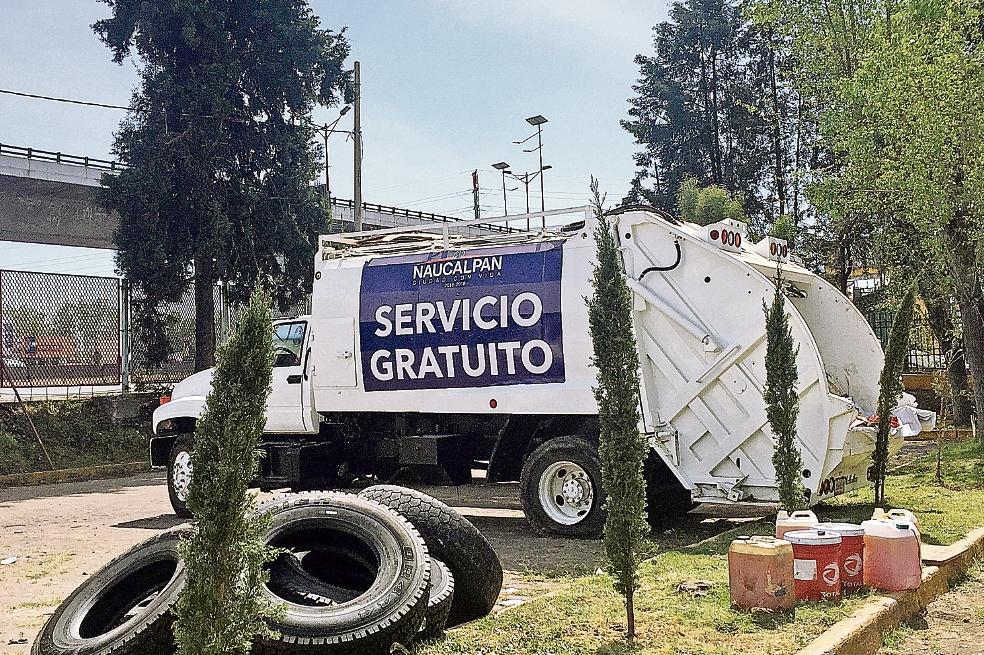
[0,143,486,251]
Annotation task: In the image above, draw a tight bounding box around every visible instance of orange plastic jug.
[861,519,922,591]
[728,536,795,612]
[776,510,818,539]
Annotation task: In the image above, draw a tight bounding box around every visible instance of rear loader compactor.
[153,206,900,537]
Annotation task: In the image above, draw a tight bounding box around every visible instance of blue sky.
[0,0,669,276]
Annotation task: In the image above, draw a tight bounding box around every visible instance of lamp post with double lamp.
[502,165,551,229]
[312,105,352,211]
[514,115,548,212]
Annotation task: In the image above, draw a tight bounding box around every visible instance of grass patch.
[0,397,151,475]
[9,596,61,611]
[419,441,984,655]
[23,553,75,581]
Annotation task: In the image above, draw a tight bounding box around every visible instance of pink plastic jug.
[861,519,922,591]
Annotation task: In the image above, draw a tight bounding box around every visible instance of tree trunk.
[709,48,724,186]
[769,37,786,219]
[949,340,973,427]
[838,240,849,296]
[626,590,635,642]
[194,248,216,372]
[958,299,984,433]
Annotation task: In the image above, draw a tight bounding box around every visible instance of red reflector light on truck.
[160,396,171,405]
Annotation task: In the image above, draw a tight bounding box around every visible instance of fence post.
[121,279,131,392]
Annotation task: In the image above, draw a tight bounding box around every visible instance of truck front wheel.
[520,437,605,538]
[167,435,194,518]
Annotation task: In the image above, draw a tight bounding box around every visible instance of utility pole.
[353,61,363,232]
[492,162,510,215]
[472,170,481,219]
[536,125,545,211]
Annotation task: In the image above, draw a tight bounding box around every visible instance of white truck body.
[153,206,895,533]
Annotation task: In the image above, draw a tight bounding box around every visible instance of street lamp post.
[503,165,551,229]
[313,105,352,211]
[492,162,510,215]
[515,115,548,211]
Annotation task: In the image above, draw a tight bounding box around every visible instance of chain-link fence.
[1,269,311,389]
[0,270,121,387]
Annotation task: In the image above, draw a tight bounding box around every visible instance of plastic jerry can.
[872,508,921,544]
[785,530,842,601]
[776,510,819,539]
[861,519,922,591]
[814,522,865,595]
[728,536,796,612]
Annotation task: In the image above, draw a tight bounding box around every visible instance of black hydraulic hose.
[638,240,682,280]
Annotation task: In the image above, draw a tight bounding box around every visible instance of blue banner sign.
[360,241,565,392]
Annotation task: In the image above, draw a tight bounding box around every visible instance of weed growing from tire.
[873,280,917,503]
[764,266,806,512]
[174,286,279,655]
[586,179,649,641]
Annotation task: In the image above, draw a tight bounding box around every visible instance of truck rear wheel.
[167,435,194,518]
[520,437,605,539]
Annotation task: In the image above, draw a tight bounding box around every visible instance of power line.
[0,88,136,112]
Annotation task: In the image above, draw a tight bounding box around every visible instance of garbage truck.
[152,205,900,538]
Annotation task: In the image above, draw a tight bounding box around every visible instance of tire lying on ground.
[255,492,430,654]
[359,485,502,627]
[33,527,190,655]
[419,557,454,641]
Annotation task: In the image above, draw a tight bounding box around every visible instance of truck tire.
[359,485,502,628]
[644,451,696,528]
[33,527,189,655]
[419,557,454,641]
[265,552,363,606]
[167,435,194,518]
[520,436,605,539]
[254,492,430,655]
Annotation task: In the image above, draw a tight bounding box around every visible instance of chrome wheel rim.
[538,460,593,525]
[171,451,193,502]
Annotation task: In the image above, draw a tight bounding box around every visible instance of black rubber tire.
[166,434,194,519]
[359,485,502,628]
[32,527,189,655]
[419,557,454,641]
[254,492,430,655]
[519,436,606,539]
[265,552,363,606]
[645,451,696,529]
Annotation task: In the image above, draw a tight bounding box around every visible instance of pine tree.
[174,285,277,655]
[586,178,650,641]
[872,281,917,503]
[763,267,805,511]
[94,0,350,371]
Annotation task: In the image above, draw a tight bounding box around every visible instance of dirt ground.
[878,561,984,655]
[0,471,766,654]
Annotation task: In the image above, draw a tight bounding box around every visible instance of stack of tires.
[33,487,502,655]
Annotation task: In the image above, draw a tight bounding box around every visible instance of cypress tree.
[174,285,278,655]
[763,267,805,511]
[872,281,917,503]
[586,179,649,641]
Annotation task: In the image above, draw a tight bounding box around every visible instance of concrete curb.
[797,526,984,655]
[0,461,151,489]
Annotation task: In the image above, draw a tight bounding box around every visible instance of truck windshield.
[272,322,306,367]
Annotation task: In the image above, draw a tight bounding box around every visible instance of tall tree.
[764,268,805,511]
[94,0,350,371]
[759,0,984,430]
[623,0,791,225]
[587,179,650,642]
